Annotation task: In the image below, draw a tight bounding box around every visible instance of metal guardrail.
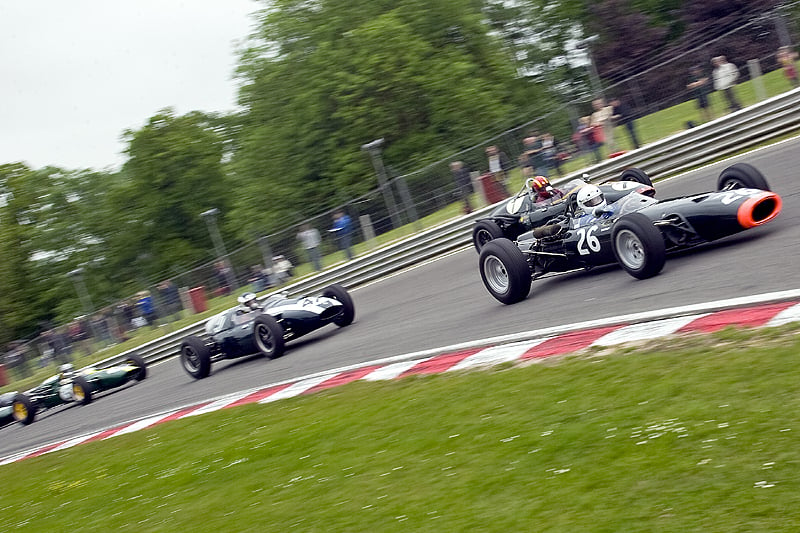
[106,88,800,368]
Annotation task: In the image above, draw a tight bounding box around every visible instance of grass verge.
[2,323,800,531]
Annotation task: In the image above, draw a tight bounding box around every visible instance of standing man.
[712,56,741,112]
[297,223,323,271]
[687,65,713,123]
[610,98,640,149]
[330,210,354,260]
[590,98,614,155]
[449,161,473,214]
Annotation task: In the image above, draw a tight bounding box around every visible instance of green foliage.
[230,0,545,240]
[115,109,232,282]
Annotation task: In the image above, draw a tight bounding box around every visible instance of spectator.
[214,260,233,297]
[484,145,511,194]
[330,210,354,260]
[540,132,562,177]
[68,318,91,356]
[590,98,614,154]
[449,161,473,214]
[610,98,640,149]
[521,133,547,178]
[574,116,601,163]
[712,56,741,112]
[247,265,269,292]
[687,64,713,123]
[297,223,323,271]
[136,290,158,327]
[5,341,32,380]
[272,255,294,284]
[777,46,799,88]
[157,279,182,321]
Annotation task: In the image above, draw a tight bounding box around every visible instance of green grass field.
[2,323,799,531]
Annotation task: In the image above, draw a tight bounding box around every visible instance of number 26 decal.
[577,225,601,255]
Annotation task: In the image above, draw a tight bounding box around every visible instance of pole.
[362,139,403,230]
[201,208,238,291]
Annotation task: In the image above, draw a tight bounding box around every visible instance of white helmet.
[576,184,606,215]
[59,363,74,379]
[237,292,259,310]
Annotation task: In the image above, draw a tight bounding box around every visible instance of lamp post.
[361,138,403,230]
[68,267,99,342]
[200,208,237,291]
[577,35,604,99]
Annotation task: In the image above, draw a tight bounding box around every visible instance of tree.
[115,109,232,283]
[230,0,543,239]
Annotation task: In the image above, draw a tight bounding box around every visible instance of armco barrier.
[100,88,800,369]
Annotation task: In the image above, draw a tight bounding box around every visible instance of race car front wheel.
[72,376,94,405]
[12,394,37,425]
[126,352,147,381]
[322,284,355,327]
[620,168,653,187]
[254,315,286,359]
[479,238,532,305]
[473,220,505,252]
[181,336,212,379]
[612,213,666,280]
[717,163,770,191]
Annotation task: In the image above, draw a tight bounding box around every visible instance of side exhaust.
[737,192,782,229]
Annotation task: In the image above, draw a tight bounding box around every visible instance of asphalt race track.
[2,139,799,459]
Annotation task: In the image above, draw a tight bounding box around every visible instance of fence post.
[747,59,766,101]
[359,214,377,249]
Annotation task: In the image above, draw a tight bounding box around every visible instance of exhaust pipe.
[737,192,782,229]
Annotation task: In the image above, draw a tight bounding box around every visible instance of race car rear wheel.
[12,394,37,425]
[473,220,505,252]
[612,213,666,280]
[322,284,355,327]
[479,238,532,305]
[254,315,286,358]
[125,352,147,381]
[180,336,212,379]
[717,163,770,191]
[620,168,653,187]
[72,376,93,405]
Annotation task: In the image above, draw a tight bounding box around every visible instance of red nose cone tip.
[737,192,782,228]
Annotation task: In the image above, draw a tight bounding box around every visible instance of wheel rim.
[73,384,85,401]
[615,229,646,270]
[476,229,493,248]
[255,324,275,354]
[13,403,27,420]
[483,255,509,295]
[721,177,745,190]
[182,347,200,372]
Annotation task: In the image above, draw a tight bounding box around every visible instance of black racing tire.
[72,376,93,405]
[12,393,37,425]
[180,335,212,379]
[125,352,147,381]
[620,168,653,187]
[478,238,532,305]
[322,284,355,327]
[253,314,286,358]
[717,163,770,191]
[472,220,505,252]
[611,213,666,280]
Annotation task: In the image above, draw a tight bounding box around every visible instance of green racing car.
[5,353,147,426]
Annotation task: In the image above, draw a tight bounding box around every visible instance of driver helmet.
[576,184,606,215]
[59,363,74,380]
[237,292,259,311]
[526,175,553,197]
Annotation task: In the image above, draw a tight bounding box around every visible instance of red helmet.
[527,176,551,192]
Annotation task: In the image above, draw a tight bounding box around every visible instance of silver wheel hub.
[483,255,509,294]
[616,229,646,269]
